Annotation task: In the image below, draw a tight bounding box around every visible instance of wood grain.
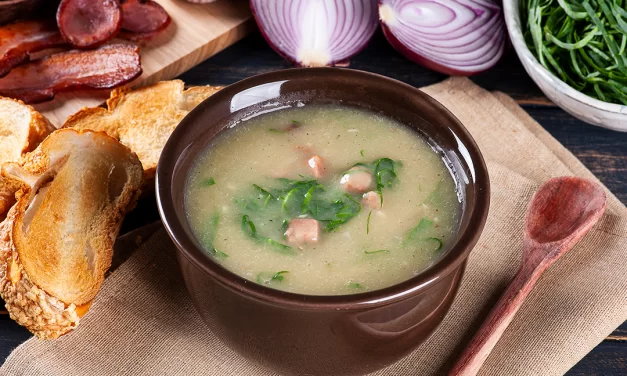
[566,342,627,375]
[606,322,627,342]
[31,0,253,126]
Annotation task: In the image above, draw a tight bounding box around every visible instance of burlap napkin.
[2,77,626,376]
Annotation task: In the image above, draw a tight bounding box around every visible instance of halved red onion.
[251,0,379,67]
[379,0,506,75]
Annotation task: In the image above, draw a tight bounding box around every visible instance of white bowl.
[503,0,627,132]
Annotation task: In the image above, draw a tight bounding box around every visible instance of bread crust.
[20,100,56,154]
[0,98,56,221]
[63,80,222,181]
[0,97,56,158]
[0,175,24,222]
[0,129,143,338]
[0,208,81,339]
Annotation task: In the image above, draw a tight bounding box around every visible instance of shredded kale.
[205,213,228,258]
[236,157,399,251]
[344,158,400,207]
[241,215,295,255]
[257,271,289,285]
[241,178,362,234]
[403,217,445,254]
[364,249,390,255]
[405,217,434,243]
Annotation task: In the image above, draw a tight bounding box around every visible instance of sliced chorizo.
[121,0,171,39]
[56,0,122,48]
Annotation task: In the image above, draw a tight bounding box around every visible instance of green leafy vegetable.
[360,149,365,157]
[207,247,228,258]
[241,215,295,255]
[366,210,372,234]
[522,0,627,104]
[364,249,390,255]
[242,179,361,233]
[375,158,397,206]
[425,237,443,252]
[236,177,365,250]
[257,271,289,285]
[272,270,289,281]
[347,282,362,289]
[253,184,275,207]
[403,218,445,254]
[236,157,397,249]
[405,217,434,243]
[280,219,289,236]
[302,185,315,214]
[202,177,216,186]
[241,214,257,236]
[205,213,228,258]
[345,158,400,207]
[269,128,286,134]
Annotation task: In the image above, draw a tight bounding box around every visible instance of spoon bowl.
[526,177,606,244]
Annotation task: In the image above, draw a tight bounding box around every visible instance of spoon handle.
[448,267,538,376]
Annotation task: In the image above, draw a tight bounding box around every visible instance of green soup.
[185,104,461,295]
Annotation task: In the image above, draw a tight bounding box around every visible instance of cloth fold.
[2,78,626,376]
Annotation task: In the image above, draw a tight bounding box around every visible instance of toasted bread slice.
[0,129,143,339]
[0,97,56,164]
[0,98,55,222]
[63,80,222,181]
[0,174,24,222]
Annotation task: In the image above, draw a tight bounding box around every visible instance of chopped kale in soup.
[185,104,460,295]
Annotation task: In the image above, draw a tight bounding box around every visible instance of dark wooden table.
[1,31,626,374]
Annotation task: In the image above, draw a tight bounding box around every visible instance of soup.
[185,104,461,295]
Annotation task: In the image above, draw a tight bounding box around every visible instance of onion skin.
[250,0,379,67]
[379,0,506,76]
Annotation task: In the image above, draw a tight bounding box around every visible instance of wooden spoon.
[449,176,607,376]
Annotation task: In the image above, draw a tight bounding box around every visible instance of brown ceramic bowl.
[156,68,490,375]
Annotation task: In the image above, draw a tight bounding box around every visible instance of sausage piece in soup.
[185,104,461,295]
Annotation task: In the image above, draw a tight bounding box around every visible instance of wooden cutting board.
[32,0,253,127]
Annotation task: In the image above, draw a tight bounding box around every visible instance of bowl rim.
[502,0,627,116]
[156,67,490,311]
